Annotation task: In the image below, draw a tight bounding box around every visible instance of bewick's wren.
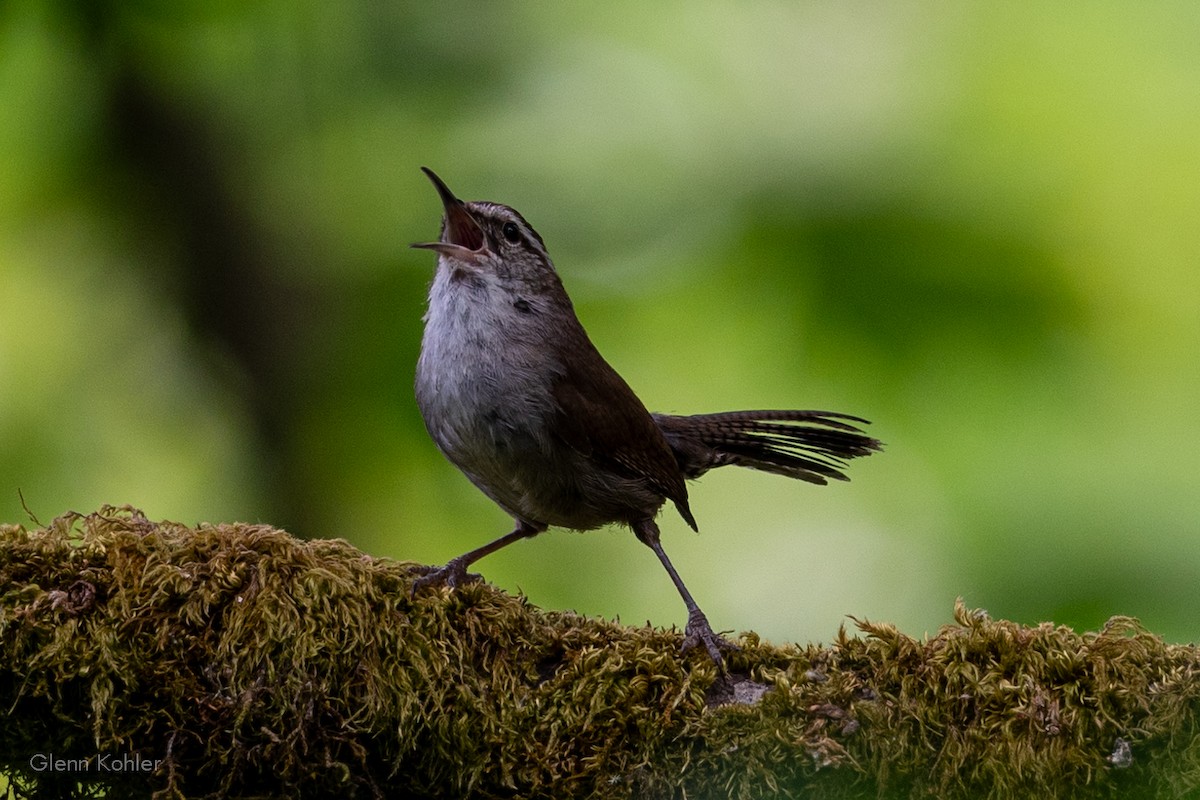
[411,167,880,668]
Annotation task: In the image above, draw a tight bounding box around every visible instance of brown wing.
[549,324,696,530]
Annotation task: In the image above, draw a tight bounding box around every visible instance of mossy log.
[1,506,1199,799]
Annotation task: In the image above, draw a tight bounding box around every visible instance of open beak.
[411,167,487,258]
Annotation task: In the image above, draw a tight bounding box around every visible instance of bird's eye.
[501,221,521,243]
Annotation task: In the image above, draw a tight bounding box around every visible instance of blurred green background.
[2,2,1198,645]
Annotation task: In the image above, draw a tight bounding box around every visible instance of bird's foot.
[681,608,740,670]
[409,557,481,596]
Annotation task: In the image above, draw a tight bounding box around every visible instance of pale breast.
[415,267,568,520]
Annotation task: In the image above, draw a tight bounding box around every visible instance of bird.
[410,167,881,668]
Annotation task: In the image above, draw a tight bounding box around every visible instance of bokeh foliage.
[1,2,1198,645]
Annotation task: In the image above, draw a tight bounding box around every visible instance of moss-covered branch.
[1,507,1198,799]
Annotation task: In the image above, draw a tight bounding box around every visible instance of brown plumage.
[655,410,880,486]
[411,167,881,669]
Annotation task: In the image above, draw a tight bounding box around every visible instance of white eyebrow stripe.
[468,201,549,258]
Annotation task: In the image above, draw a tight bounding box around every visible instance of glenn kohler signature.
[29,751,161,774]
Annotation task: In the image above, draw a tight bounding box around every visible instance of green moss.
[1,507,1198,798]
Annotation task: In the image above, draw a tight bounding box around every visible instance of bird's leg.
[633,519,738,669]
[411,520,546,595]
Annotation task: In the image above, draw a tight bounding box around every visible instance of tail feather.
[653,410,882,485]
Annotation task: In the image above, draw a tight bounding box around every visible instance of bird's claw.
[681,609,739,669]
[409,558,482,596]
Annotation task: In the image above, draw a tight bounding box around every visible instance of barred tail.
[653,410,882,485]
